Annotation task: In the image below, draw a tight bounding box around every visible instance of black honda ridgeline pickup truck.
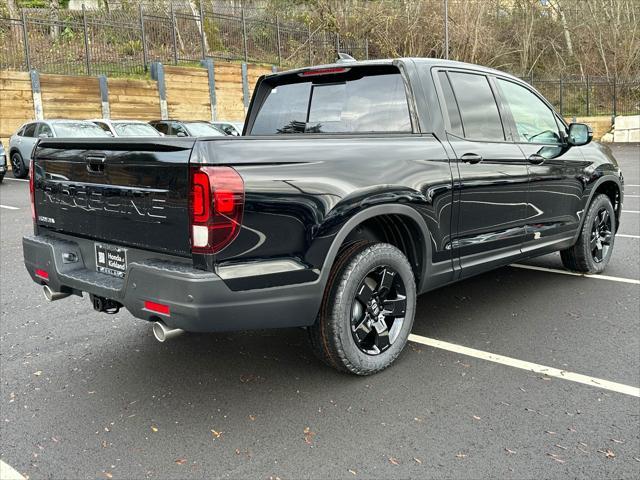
[23,58,624,375]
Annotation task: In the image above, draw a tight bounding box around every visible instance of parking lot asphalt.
[1,144,639,479]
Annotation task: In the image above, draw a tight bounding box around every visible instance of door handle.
[460,153,483,164]
[86,155,106,174]
[528,154,545,165]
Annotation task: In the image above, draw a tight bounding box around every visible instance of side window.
[23,123,38,137]
[496,78,562,144]
[37,123,53,138]
[437,71,464,137]
[152,122,169,135]
[17,126,25,136]
[447,72,505,141]
[172,123,188,136]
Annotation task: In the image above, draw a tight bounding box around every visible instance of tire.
[11,152,27,179]
[561,194,616,274]
[0,173,4,184]
[308,241,417,375]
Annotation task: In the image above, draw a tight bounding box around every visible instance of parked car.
[211,121,244,136]
[0,140,6,183]
[149,120,226,137]
[90,119,164,137]
[23,58,623,375]
[9,120,109,178]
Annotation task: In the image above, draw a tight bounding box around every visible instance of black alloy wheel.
[590,207,613,263]
[350,265,407,355]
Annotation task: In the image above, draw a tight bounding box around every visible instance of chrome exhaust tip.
[152,321,184,342]
[43,285,71,301]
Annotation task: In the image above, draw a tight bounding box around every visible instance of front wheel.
[308,242,416,375]
[561,194,616,274]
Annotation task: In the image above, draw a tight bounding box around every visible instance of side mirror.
[567,123,592,146]
[38,133,50,139]
[176,131,187,137]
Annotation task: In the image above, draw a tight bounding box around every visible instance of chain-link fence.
[0,5,369,78]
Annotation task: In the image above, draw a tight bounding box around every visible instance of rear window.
[114,123,162,137]
[250,66,412,135]
[52,122,110,138]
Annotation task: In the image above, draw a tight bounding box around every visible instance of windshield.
[114,123,162,137]
[52,122,111,138]
[184,122,225,137]
[250,66,411,135]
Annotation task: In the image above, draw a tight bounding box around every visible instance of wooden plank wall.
[109,79,160,120]
[164,66,212,121]
[40,74,102,120]
[0,71,34,147]
[247,64,272,97]
[0,62,271,154]
[215,62,244,121]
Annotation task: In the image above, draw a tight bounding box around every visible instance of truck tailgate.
[33,138,195,256]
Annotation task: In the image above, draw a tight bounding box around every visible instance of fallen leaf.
[151,426,158,433]
[388,457,400,465]
[554,444,567,450]
[303,426,315,445]
[33,371,42,376]
[610,438,624,444]
[472,415,481,420]
[505,448,516,454]
[248,415,256,421]
[348,469,357,475]
[104,473,113,479]
[597,448,615,459]
[175,458,186,465]
[235,448,240,455]
[211,429,222,439]
[546,453,565,463]
[413,457,422,464]
[544,431,556,435]
[455,453,466,459]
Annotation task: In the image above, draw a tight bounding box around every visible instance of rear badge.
[38,216,55,224]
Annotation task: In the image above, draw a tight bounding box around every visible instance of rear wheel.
[11,152,27,179]
[561,194,616,274]
[308,241,416,375]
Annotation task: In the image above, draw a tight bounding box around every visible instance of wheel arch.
[578,176,622,238]
[317,204,432,293]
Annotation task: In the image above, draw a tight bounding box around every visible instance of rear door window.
[250,67,412,135]
[23,123,37,137]
[447,72,505,141]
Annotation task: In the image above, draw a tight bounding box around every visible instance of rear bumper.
[23,234,322,332]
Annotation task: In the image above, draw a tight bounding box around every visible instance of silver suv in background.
[0,140,6,183]
[90,119,164,137]
[9,120,109,178]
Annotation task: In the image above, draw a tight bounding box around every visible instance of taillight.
[35,269,49,280]
[189,166,244,254]
[29,158,35,222]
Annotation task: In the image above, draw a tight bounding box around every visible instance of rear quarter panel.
[193,135,454,281]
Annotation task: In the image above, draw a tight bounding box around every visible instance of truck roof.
[268,57,520,82]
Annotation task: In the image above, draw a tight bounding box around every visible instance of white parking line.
[617,233,640,239]
[2,177,28,183]
[623,210,639,214]
[0,460,25,480]
[510,263,640,285]
[626,184,640,187]
[408,334,640,398]
[0,204,19,210]
[626,195,640,198]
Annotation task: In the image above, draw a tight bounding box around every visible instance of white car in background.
[211,121,244,136]
[90,119,164,137]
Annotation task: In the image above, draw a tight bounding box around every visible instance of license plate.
[95,243,127,278]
